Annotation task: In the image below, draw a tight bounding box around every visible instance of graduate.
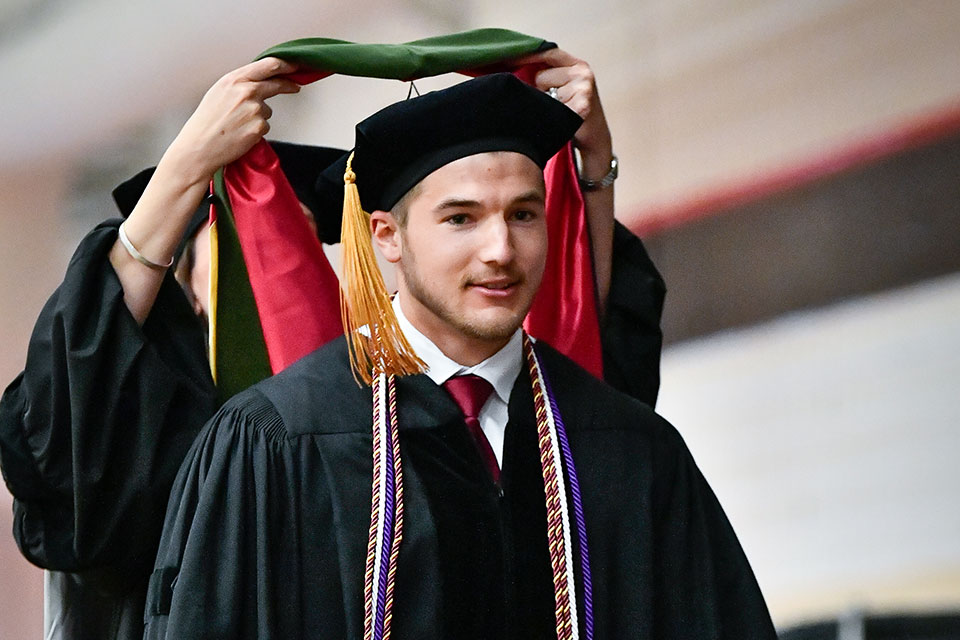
[145,72,776,639]
[0,37,666,639]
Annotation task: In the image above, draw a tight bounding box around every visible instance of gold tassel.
[340,152,426,386]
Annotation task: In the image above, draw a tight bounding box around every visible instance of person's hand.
[111,57,300,323]
[515,48,613,159]
[165,57,301,182]
[513,47,616,313]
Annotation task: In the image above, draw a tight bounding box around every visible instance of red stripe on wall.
[625,99,960,237]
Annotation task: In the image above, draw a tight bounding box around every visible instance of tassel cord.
[339,152,425,385]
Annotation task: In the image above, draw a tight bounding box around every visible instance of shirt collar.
[392,296,522,405]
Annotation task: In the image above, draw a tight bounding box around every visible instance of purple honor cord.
[539,351,596,640]
[373,401,396,640]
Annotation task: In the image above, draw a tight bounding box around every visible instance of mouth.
[467,278,521,296]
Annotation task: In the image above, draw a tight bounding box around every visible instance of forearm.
[108,56,301,325]
[520,47,616,317]
[577,138,614,318]
[108,149,211,325]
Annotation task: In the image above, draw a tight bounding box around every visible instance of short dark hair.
[390,182,422,227]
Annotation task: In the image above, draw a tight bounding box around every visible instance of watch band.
[576,152,618,191]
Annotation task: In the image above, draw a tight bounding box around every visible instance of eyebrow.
[512,190,547,206]
[432,190,546,212]
[434,198,482,211]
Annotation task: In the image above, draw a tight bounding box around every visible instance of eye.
[445,213,470,225]
[512,209,538,222]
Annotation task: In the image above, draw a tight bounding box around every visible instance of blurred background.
[1,0,958,637]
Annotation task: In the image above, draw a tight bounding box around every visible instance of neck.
[425,331,511,368]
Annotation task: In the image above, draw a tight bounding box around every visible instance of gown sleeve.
[0,219,216,589]
[143,390,308,640]
[651,422,778,639]
[601,221,666,407]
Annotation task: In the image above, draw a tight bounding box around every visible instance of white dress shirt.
[393,296,522,467]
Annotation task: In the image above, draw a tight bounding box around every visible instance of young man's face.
[373,151,548,362]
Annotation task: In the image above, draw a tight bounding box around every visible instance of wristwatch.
[575,151,618,191]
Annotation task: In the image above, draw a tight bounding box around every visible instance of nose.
[476,216,515,266]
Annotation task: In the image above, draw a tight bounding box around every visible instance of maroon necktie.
[442,374,500,483]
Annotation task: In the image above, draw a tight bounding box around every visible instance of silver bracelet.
[575,150,618,192]
[117,222,174,270]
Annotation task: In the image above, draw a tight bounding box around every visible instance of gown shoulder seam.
[228,388,289,442]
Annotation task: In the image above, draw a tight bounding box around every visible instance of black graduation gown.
[602,222,665,407]
[144,337,775,639]
[0,216,663,639]
[0,220,217,636]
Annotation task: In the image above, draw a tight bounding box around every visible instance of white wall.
[657,273,960,626]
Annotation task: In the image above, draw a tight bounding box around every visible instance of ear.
[370,210,401,263]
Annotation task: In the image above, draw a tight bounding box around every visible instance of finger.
[512,47,581,69]
[259,103,274,120]
[565,94,591,121]
[242,56,299,82]
[551,84,574,104]
[246,118,270,139]
[253,77,301,99]
[534,66,576,91]
[542,83,589,119]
